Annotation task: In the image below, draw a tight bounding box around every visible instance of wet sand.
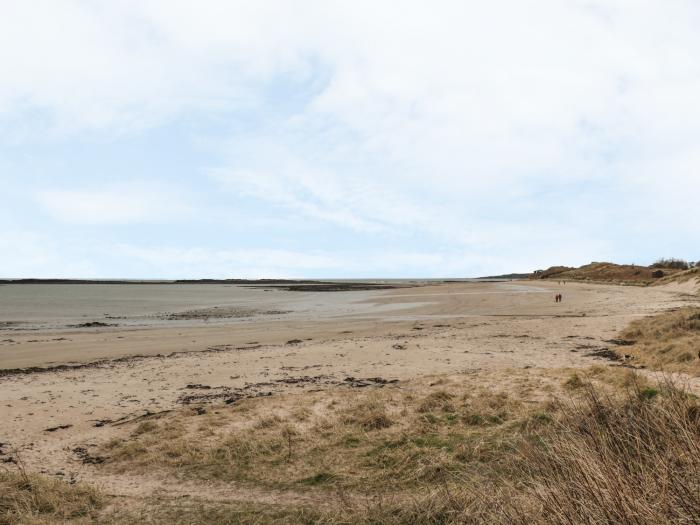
[0,280,698,492]
[0,281,547,369]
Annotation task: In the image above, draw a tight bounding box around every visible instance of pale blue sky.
[1,1,699,278]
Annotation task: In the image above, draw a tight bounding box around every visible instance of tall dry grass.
[512,379,700,524]
[101,388,527,491]
[317,378,700,525]
[5,372,696,524]
[0,461,102,525]
[621,307,700,373]
[99,371,700,524]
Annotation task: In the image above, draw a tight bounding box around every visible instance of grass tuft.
[0,469,102,525]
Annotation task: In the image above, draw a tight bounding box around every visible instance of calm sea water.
[0,283,402,330]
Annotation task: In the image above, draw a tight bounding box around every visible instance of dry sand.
[1,279,698,500]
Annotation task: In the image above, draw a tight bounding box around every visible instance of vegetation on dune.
[95,372,700,525]
[105,501,323,525]
[532,260,697,285]
[324,378,700,525]
[620,307,700,373]
[654,265,700,286]
[7,365,700,524]
[101,385,533,492]
[651,258,693,270]
[0,468,102,525]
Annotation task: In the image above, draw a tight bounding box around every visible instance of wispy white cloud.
[211,169,388,234]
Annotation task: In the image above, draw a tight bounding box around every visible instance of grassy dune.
[5,369,700,524]
[93,368,697,525]
[534,262,694,285]
[655,266,700,286]
[621,307,700,373]
[102,383,540,492]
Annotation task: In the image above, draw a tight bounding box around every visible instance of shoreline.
[0,280,692,370]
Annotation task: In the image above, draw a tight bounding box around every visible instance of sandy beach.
[1,279,698,504]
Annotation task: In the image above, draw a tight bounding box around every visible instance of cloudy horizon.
[2,1,699,279]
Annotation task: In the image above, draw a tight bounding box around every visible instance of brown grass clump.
[620,307,700,373]
[0,469,102,524]
[341,398,395,430]
[562,372,585,390]
[417,390,455,413]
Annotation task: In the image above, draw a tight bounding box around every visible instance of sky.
[2,1,699,279]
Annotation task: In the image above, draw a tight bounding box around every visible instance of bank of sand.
[0,280,698,502]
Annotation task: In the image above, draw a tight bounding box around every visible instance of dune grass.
[0,468,102,525]
[536,262,687,284]
[6,366,700,524]
[313,377,700,524]
[101,384,538,492]
[97,372,700,525]
[655,266,700,286]
[104,501,322,525]
[621,307,700,373]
